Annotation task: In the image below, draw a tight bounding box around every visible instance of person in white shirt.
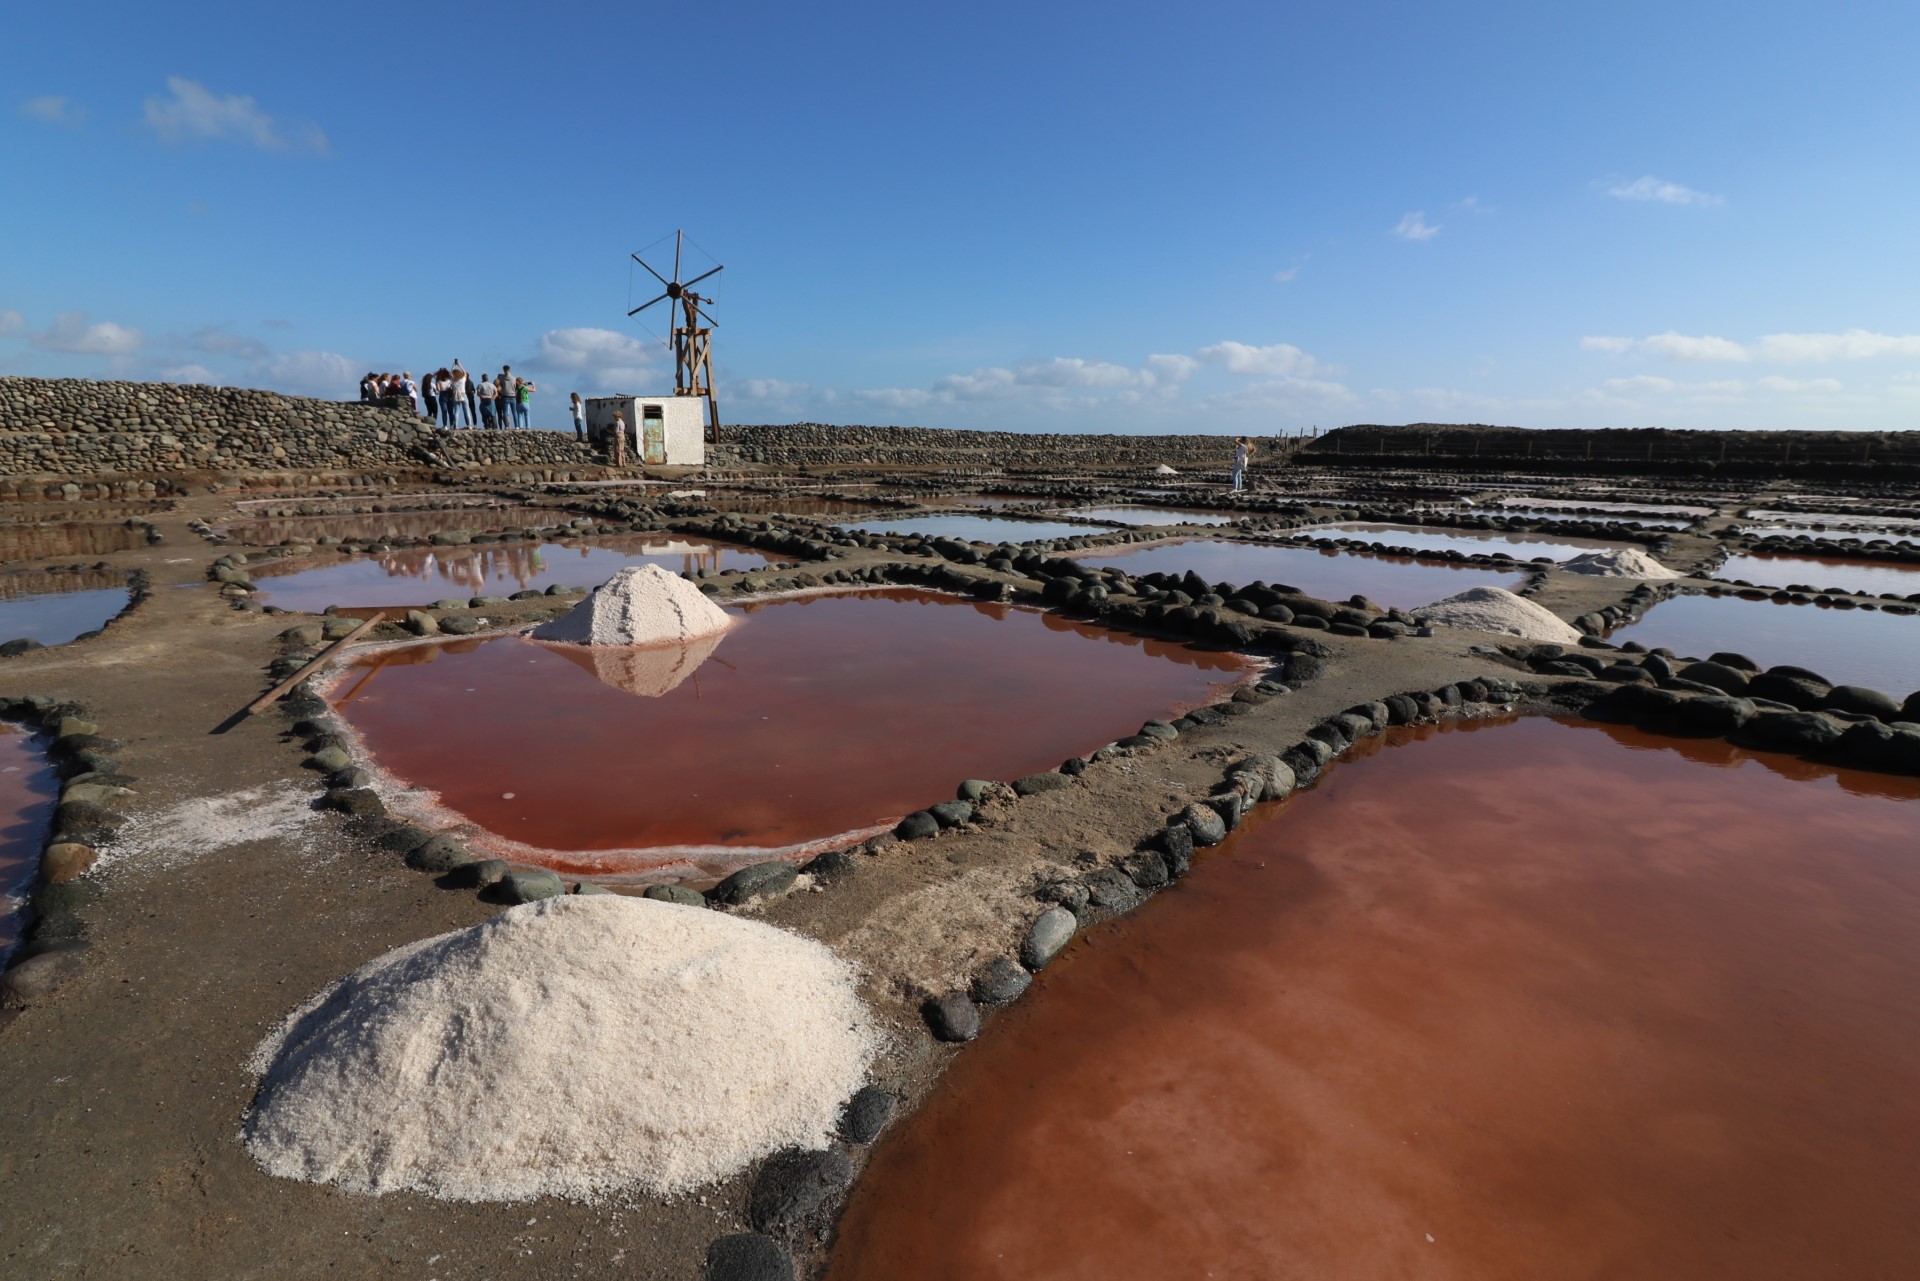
[402,371,421,418]
[451,365,471,427]
[479,377,497,428]
[570,392,586,441]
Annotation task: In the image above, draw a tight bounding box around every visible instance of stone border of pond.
[0,564,153,658]
[0,696,135,1009]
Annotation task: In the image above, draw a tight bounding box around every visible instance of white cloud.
[257,350,355,397]
[1605,375,1677,393]
[1638,331,1750,362]
[33,311,145,355]
[0,309,24,338]
[1605,175,1722,206]
[1755,376,1843,393]
[1585,328,1920,366]
[20,96,83,127]
[1205,376,1358,412]
[1392,211,1440,241]
[524,326,663,393]
[1196,340,1331,378]
[1454,195,1492,214]
[1145,353,1199,382]
[158,363,218,385]
[1273,266,1299,283]
[1753,330,1920,362]
[143,77,328,153]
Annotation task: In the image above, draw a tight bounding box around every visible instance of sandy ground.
[0,474,1844,1279]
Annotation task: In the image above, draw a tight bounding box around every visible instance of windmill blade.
[631,253,671,289]
[626,291,672,317]
[674,230,683,284]
[683,264,724,290]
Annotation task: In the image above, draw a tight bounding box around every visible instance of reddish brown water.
[0,724,59,965]
[1075,539,1526,608]
[0,523,143,561]
[330,589,1248,873]
[1720,552,1920,598]
[0,570,131,645]
[829,717,1920,1281]
[215,505,556,545]
[1611,592,1919,695]
[1302,521,1627,561]
[247,536,780,611]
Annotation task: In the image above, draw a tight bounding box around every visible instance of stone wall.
[0,377,602,481]
[712,423,1299,474]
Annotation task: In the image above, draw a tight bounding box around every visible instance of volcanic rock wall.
[0,377,601,487]
[1308,423,1920,480]
[713,423,1294,473]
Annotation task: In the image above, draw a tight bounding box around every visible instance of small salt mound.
[243,895,876,1202]
[1151,463,1179,476]
[1412,586,1583,644]
[532,563,733,646]
[1559,548,1683,579]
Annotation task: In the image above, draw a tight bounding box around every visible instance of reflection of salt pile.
[243,896,876,1202]
[1560,548,1683,579]
[544,628,727,698]
[532,563,733,646]
[1413,586,1583,643]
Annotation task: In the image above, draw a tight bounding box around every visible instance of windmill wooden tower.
[627,230,724,441]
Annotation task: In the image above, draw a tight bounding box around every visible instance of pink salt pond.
[828,716,1920,1281]
[1300,521,1629,561]
[328,588,1249,876]
[246,536,780,612]
[1074,539,1526,609]
[1720,552,1920,598]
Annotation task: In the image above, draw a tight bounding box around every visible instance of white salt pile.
[531,563,733,647]
[243,895,876,1202]
[1412,585,1584,644]
[1559,548,1683,579]
[1151,463,1179,476]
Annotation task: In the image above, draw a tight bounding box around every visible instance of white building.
[583,395,707,466]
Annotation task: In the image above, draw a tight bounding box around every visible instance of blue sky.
[5,0,1918,433]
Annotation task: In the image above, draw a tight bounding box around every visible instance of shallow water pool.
[1298,521,1626,561]
[828,716,1920,1281]
[247,536,780,612]
[839,513,1117,543]
[1073,539,1526,608]
[0,724,59,965]
[0,571,131,646]
[216,505,558,545]
[1609,591,1919,695]
[1719,552,1920,598]
[1066,506,1237,527]
[330,589,1249,875]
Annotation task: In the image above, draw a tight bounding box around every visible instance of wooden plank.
[242,612,386,716]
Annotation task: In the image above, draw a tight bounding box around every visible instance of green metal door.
[642,405,667,465]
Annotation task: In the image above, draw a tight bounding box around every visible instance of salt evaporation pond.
[1488,496,1712,518]
[691,494,892,517]
[215,505,558,545]
[1073,539,1527,609]
[0,522,144,561]
[330,589,1248,875]
[1067,505,1237,527]
[828,717,1920,1281]
[0,723,59,965]
[1299,521,1627,561]
[1488,508,1692,529]
[0,570,130,646]
[247,536,779,612]
[1737,523,1919,543]
[1611,593,1920,696]
[939,493,1040,508]
[1719,552,1920,598]
[840,514,1116,543]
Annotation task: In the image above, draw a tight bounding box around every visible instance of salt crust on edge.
[243,895,875,1202]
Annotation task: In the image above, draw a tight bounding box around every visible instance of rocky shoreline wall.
[0,377,601,481]
[711,423,1296,473]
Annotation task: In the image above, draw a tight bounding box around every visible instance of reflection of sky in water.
[1298,522,1626,561]
[840,514,1118,543]
[0,571,130,644]
[1610,593,1920,694]
[1069,506,1236,527]
[1718,553,1920,598]
[215,505,560,545]
[1073,540,1526,609]
[0,523,143,561]
[0,724,59,966]
[248,536,780,610]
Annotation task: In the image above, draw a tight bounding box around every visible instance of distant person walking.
[1231,436,1251,491]
[570,392,586,441]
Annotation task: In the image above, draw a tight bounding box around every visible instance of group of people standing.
[357,363,537,430]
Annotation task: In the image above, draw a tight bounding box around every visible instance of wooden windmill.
[628,230,724,441]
